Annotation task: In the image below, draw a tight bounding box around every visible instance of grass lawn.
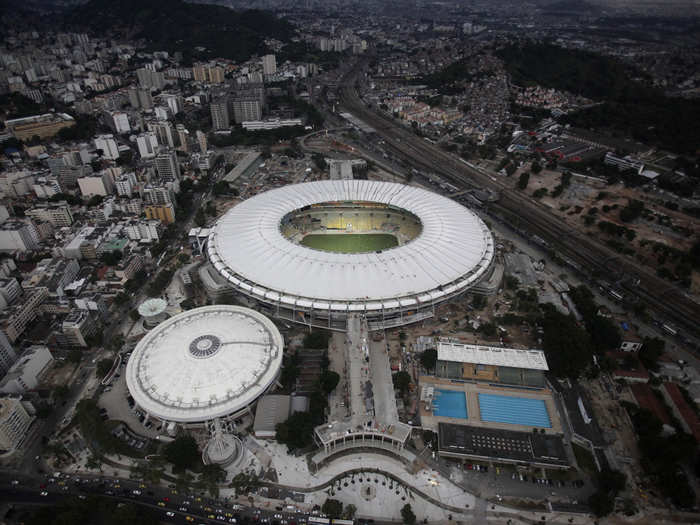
[300,233,398,253]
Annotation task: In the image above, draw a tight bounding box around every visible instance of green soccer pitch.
[300,233,398,253]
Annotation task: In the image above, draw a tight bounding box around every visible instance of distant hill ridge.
[65,0,294,63]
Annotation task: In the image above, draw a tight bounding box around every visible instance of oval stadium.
[125,305,284,429]
[206,180,495,330]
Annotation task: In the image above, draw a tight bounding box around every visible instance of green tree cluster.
[541,308,593,378]
[96,359,113,378]
[517,172,530,190]
[27,498,160,525]
[551,170,572,197]
[420,348,438,371]
[303,330,331,349]
[209,125,306,148]
[147,268,174,297]
[164,435,200,472]
[401,503,417,524]
[213,180,231,196]
[393,371,412,396]
[229,471,261,496]
[68,0,294,64]
[625,404,697,508]
[275,410,316,451]
[620,199,645,222]
[568,286,621,355]
[280,352,301,390]
[194,207,206,227]
[588,467,626,517]
[312,153,326,171]
[100,250,123,266]
[321,499,344,519]
[638,337,664,371]
[319,370,340,394]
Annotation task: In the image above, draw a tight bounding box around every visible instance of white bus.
[308,518,331,525]
[662,323,678,336]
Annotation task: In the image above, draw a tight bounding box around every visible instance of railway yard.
[337,68,700,345]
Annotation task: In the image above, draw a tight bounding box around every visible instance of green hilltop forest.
[496,42,700,155]
[66,0,295,63]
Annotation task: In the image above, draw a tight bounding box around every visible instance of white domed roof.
[126,305,283,423]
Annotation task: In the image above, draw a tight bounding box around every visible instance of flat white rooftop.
[437,341,549,371]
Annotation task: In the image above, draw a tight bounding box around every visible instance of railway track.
[338,80,700,338]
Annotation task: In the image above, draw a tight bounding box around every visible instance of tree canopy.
[27,498,160,525]
[275,410,316,451]
[588,467,626,517]
[517,172,530,190]
[541,309,593,378]
[96,359,113,378]
[625,403,697,508]
[321,499,343,520]
[401,503,417,525]
[498,42,700,155]
[638,337,665,371]
[393,371,412,396]
[568,286,621,355]
[164,435,200,471]
[420,348,438,371]
[319,370,340,394]
[303,330,331,349]
[67,0,295,64]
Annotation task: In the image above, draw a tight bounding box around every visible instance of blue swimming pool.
[433,389,468,419]
[478,393,551,428]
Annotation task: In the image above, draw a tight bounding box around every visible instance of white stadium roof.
[207,180,494,311]
[126,305,283,423]
[437,341,549,371]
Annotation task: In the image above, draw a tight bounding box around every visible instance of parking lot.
[97,357,161,440]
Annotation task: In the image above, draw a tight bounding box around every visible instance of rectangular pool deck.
[419,376,562,434]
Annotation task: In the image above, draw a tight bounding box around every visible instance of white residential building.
[155,105,169,121]
[77,172,114,196]
[0,346,53,394]
[155,151,180,180]
[124,220,161,242]
[164,94,183,115]
[109,111,130,134]
[32,177,63,199]
[0,171,35,198]
[94,134,120,160]
[136,131,159,159]
[0,221,40,253]
[196,130,207,153]
[61,227,94,259]
[0,332,17,377]
[262,54,277,75]
[0,279,22,307]
[25,202,73,227]
[0,396,34,450]
[115,172,137,197]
